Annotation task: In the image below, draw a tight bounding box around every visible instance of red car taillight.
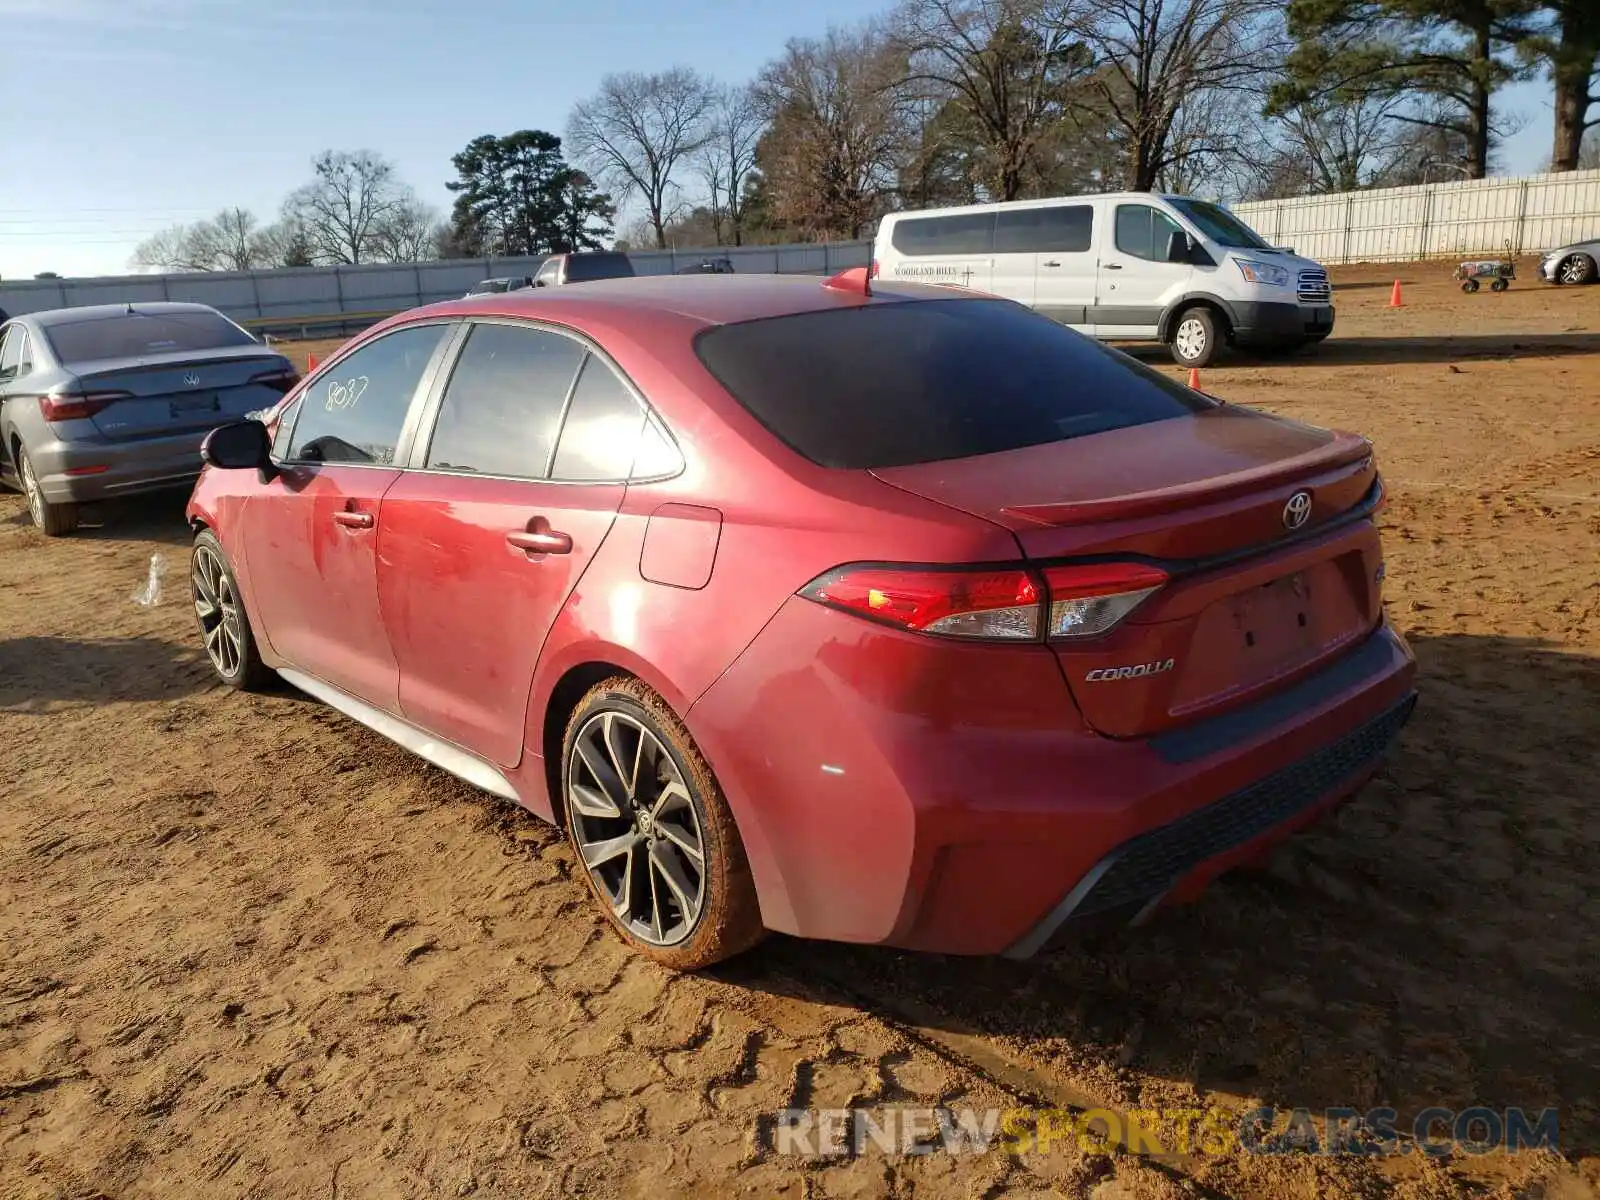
[1039,561,1168,639]
[800,560,1169,642]
[38,389,130,421]
[800,566,1043,640]
[249,367,301,394]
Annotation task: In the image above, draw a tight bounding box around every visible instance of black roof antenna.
[125,302,135,314]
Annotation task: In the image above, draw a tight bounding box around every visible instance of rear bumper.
[688,601,1415,955]
[28,430,205,504]
[1232,300,1335,346]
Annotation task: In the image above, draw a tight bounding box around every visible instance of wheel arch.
[1158,293,1238,344]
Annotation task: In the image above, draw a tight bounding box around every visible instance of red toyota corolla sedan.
[186,270,1416,969]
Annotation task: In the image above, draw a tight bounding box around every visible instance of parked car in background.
[533,251,636,286]
[675,257,736,275]
[464,276,535,298]
[186,272,1414,971]
[1537,236,1599,285]
[873,192,1335,367]
[0,302,296,534]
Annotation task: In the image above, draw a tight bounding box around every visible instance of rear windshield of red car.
[43,310,257,364]
[692,297,1213,469]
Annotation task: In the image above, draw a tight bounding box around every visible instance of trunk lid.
[872,407,1385,737]
[70,346,293,441]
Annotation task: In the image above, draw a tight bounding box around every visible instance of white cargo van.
[871,193,1333,367]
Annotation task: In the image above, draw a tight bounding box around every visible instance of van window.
[890,213,996,257]
[695,298,1210,470]
[1167,198,1269,249]
[1113,204,1186,262]
[994,205,1093,254]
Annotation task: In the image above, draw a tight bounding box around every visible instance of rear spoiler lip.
[998,433,1373,527]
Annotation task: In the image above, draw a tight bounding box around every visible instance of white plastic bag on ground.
[131,554,168,607]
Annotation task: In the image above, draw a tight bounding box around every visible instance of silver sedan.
[1537,237,1600,285]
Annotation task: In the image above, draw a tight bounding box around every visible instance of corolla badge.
[1282,490,1313,530]
[1084,659,1175,682]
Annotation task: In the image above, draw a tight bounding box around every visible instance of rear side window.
[995,206,1093,254]
[0,327,28,377]
[286,324,447,465]
[564,253,636,282]
[694,299,1210,470]
[424,323,585,478]
[43,310,256,364]
[550,356,647,481]
[1114,204,1185,262]
[890,213,996,257]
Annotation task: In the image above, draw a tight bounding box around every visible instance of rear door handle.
[1103,263,1123,270]
[506,528,572,555]
[1043,260,1061,268]
[332,510,374,529]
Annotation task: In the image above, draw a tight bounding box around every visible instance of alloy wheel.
[1559,256,1592,285]
[567,710,706,946]
[19,452,43,529]
[192,544,244,678]
[1175,317,1208,362]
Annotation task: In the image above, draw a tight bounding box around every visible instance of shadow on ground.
[0,636,213,707]
[724,632,1600,1159]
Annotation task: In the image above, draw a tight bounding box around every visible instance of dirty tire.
[191,529,272,692]
[562,677,765,970]
[18,446,80,536]
[1557,253,1595,285]
[1169,305,1221,367]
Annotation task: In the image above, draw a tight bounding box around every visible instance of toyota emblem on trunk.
[1283,490,1313,530]
[183,373,202,388]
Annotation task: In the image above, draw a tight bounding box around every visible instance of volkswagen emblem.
[183,372,202,388]
[1282,490,1313,530]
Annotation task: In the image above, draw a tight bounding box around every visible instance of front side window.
[1114,205,1186,262]
[285,324,447,465]
[1167,198,1269,249]
[424,323,585,478]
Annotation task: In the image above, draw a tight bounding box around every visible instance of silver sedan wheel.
[567,710,706,946]
[1174,316,1208,362]
[192,544,243,678]
[19,451,43,529]
[1559,255,1593,285]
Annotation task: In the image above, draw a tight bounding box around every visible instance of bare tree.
[896,0,1095,201]
[695,83,766,244]
[369,198,443,263]
[567,68,717,249]
[1074,0,1283,191]
[130,208,273,272]
[754,25,914,239]
[282,150,413,265]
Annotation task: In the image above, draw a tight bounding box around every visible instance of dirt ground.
[2,260,1597,1200]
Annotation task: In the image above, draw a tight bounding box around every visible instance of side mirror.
[1166,230,1193,264]
[202,420,274,476]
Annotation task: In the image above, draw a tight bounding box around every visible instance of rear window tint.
[890,213,996,257]
[43,310,255,363]
[565,253,636,282]
[693,299,1211,469]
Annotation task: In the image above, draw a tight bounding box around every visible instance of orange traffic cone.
[306,352,318,372]
[1188,366,1201,390]
[1389,279,1403,307]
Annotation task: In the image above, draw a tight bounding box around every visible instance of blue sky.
[0,0,1562,280]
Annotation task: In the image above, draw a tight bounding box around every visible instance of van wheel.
[1170,307,1221,367]
[562,678,765,970]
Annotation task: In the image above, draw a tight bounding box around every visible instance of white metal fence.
[1232,169,1600,264]
[0,241,873,335]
